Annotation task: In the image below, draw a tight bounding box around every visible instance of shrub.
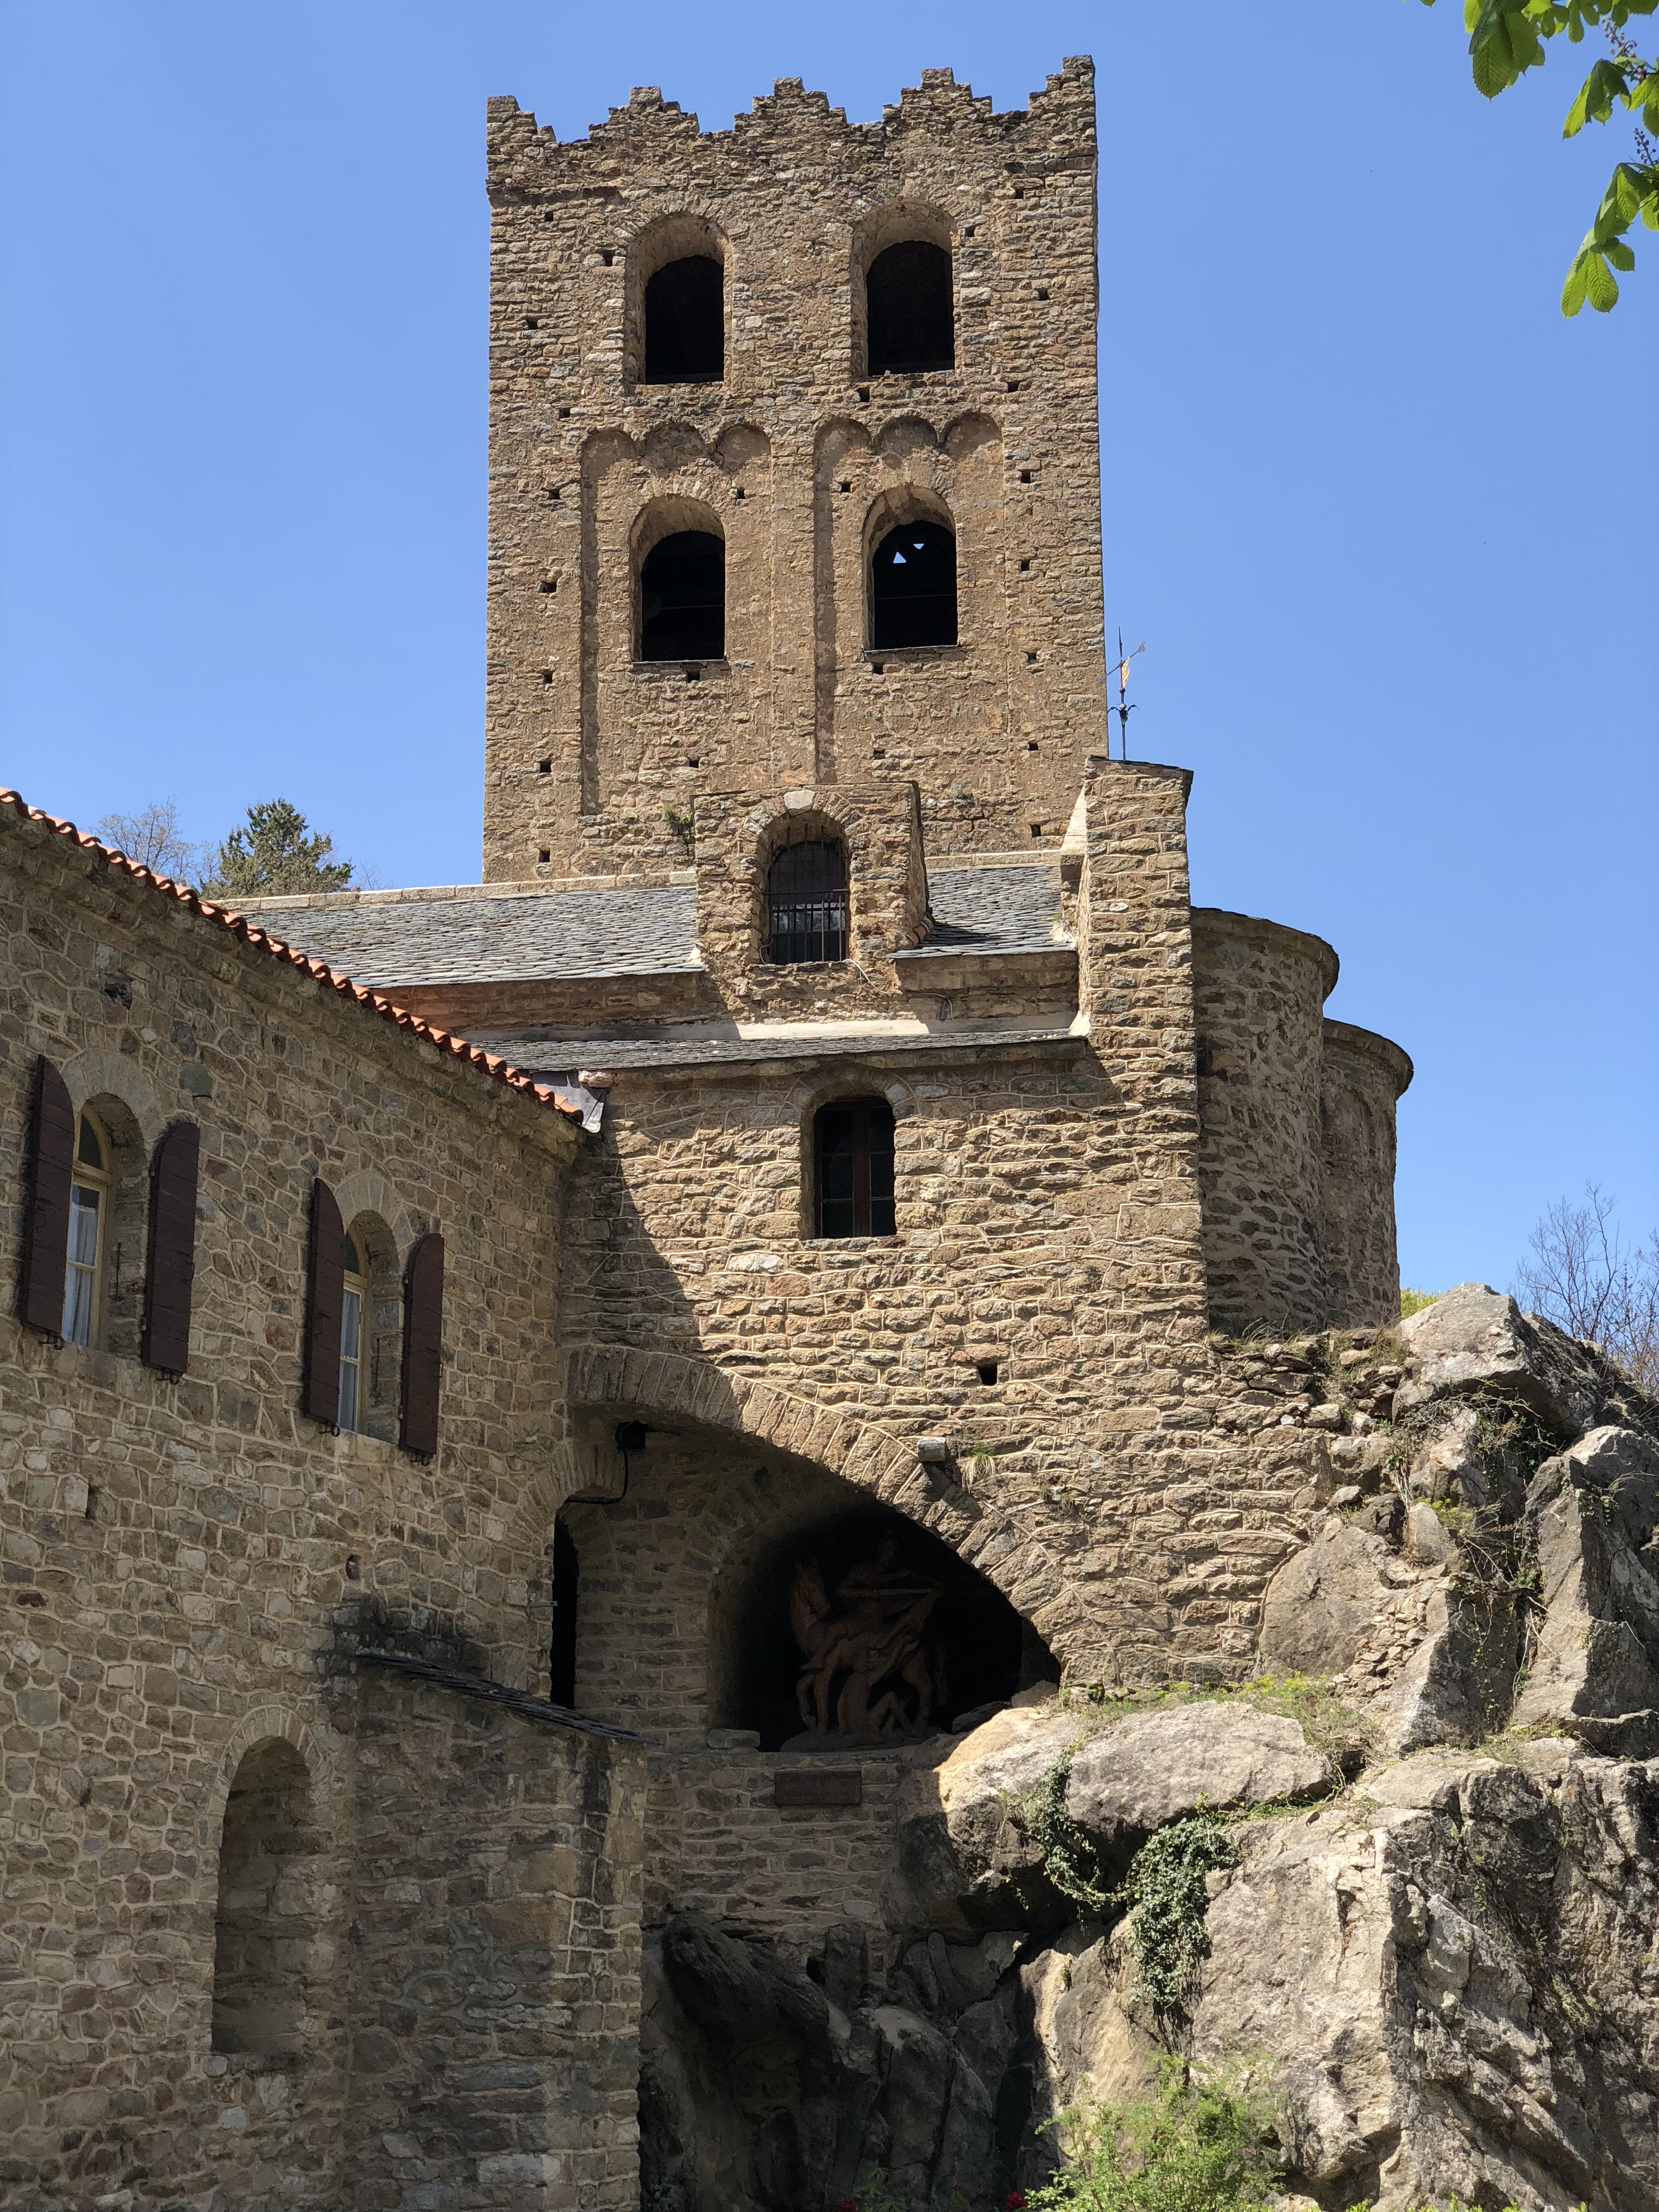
[1026,2059,1281,2212]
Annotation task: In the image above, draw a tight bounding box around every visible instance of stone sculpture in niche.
[789,1537,946,1740]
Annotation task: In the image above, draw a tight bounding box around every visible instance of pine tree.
[201,799,354,899]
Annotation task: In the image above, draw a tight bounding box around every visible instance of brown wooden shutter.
[143,1120,201,1375]
[304,1180,345,1425]
[399,1232,444,1458]
[18,1056,75,1334]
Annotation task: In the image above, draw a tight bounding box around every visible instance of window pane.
[62,1261,95,1347]
[76,1115,105,1170]
[338,1287,362,1431]
[67,1182,101,1267]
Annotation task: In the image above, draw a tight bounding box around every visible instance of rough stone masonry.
[37,53,1658,2212]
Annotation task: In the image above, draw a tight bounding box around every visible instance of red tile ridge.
[1,789,583,1123]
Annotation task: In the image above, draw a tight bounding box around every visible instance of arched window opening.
[644,255,724,383]
[639,531,724,662]
[211,1739,312,2056]
[338,1230,367,1433]
[867,241,954,375]
[64,1108,111,1348]
[870,520,957,650]
[549,1516,579,1708]
[815,1097,895,1238]
[767,837,848,966]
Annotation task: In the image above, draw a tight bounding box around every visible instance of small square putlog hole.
[775,1767,862,1809]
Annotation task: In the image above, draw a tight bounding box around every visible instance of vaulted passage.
[644,255,724,383]
[870,520,957,649]
[867,240,954,374]
[639,530,725,661]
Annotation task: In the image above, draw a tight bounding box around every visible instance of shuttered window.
[400,1232,444,1458]
[337,1231,367,1433]
[18,1057,75,1336]
[303,1181,345,1426]
[143,1121,200,1376]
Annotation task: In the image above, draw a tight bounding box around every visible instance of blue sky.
[1,1,1653,1295]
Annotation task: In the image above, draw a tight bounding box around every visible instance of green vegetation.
[1418,0,1657,314]
[1020,1751,1114,1916]
[201,799,353,899]
[1026,2060,1281,2212]
[1117,1818,1238,2019]
[1399,1286,1441,1318]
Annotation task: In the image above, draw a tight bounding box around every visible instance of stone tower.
[482,62,1105,881]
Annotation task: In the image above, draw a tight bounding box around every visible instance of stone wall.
[0,806,645,2210]
[1320,1017,1412,1328]
[482,62,1105,880]
[1192,906,1338,1336]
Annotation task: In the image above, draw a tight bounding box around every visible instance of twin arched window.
[634,231,955,387]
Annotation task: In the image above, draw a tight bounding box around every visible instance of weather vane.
[1113,633,1145,760]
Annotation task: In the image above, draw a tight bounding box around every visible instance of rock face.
[1065,1702,1329,1835]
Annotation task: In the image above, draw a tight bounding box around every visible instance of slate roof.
[246,884,701,987]
[474,1021,1088,1077]
[247,864,1067,989]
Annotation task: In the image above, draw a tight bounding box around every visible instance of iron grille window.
[766,837,848,965]
[815,1098,896,1238]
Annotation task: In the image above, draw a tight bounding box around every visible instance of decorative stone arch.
[55,1048,169,1147]
[624,211,731,388]
[560,1346,1069,1650]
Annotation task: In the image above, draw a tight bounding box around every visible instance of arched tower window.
[766,836,848,965]
[639,530,724,661]
[870,520,957,649]
[814,1098,896,1238]
[212,1738,312,2056]
[644,256,723,383]
[867,241,954,375]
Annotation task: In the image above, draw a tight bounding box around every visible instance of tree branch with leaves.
[1421,0,1658,311]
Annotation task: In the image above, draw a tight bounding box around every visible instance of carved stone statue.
[789,1537,946,1739]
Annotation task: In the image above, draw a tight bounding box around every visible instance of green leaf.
[1629,72,1659,128]
[1563,55,1629,133]
[1469,4,1548,96]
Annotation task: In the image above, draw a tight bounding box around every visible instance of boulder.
[1065,1703,1329,1839]
[1394,1282,1639,1438]
[1258,1517,1400,1677]
[1513,1425,1659,1750]
[898,1704,1082,1932]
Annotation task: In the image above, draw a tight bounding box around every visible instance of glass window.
[338,1230,366,1433]
[64,1108,109,1348]
[766,838,848,965]
[814,1098,896,1238]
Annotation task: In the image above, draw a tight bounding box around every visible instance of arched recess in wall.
[865,488,958,650]
[633,495,726,662]
[854,205,954,378]
[627,215,729,387]
[211,1736,317,2055]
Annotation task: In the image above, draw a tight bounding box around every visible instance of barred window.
[814,1098,896,1239]
[766,837,848,966]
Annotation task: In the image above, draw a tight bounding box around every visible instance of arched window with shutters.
[813,1098,896,1238]
[766,835,849,966]
[63,1108,111,1348]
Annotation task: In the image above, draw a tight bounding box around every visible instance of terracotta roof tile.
[0,790,583,1123]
